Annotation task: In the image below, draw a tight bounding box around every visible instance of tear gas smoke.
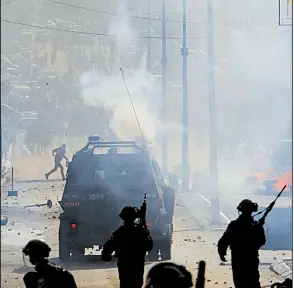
[80,2,183,162]
[79,1,291,183]
[80,69,160,143]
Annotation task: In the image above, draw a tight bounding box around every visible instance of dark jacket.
[218,215,266,261]
[102,223,153,267]
[23,260,77,288]
[52,147,67,163]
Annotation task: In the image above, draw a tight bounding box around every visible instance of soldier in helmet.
[45,144,68,181]
[22,239,77,288]
[102,206,153,288]
[145,262,193,288]
[217,199,266,288]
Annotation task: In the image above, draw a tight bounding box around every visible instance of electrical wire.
[1,0,17,7]
[43,0,202,24]
[1,19,206,39]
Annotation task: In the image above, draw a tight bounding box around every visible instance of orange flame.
[273,171,292,192]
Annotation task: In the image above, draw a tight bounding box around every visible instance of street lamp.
[147,0,151,71]
[161,0,168,176]
[181,0,189,193]
[206,0,220,225]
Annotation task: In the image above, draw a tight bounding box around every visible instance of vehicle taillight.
[70,223,77,229]
[147,221,152,226]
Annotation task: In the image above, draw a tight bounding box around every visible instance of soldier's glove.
[220,255,227,262]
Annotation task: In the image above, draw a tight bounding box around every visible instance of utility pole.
[207,0,220,224]
[161,0,168,176]
[147,0,151,71]
[181,0,189,192]
[30,1,42,79]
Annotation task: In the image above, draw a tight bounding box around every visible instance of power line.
[43,0,202,24]
[1,19,206,40]
[1,0,18,7]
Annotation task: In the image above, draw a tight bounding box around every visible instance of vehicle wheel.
[148,246,159,262]
[70,247,84,261]
[160,224,172,260]
[160,239,171,261]
[59,229,70,262]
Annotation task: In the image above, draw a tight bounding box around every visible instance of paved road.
[1,180,286,288]
[190,182,293,251]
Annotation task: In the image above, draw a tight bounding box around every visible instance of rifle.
[257,185,286,226]
[195,261,206,288]
[139,193,147,228]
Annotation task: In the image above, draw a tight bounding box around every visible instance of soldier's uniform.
[45,144,68,181]
[23,239,77,288]
[218,199,266,288]
[102,206,153,288]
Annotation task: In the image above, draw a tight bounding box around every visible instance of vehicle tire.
[148,245,159,262]
[160,224,172,261]
[160,239,171,261]
[59,226,70,262]
[71,247,84,261]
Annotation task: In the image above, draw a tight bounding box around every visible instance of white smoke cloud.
[80,68,160,142]
[80,2,183,154]
[79,0,292,179]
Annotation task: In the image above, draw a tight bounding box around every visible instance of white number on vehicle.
[95,170,106,179]
[88,193,105,200]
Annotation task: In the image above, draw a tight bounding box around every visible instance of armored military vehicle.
[58,136,175,262]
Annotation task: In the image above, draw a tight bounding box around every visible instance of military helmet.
[119,206,139,222]
[146,262,193,288]
[23,239,51,258]
[237,199,258,213]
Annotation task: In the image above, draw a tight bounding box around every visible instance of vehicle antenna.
[120,68,146,146]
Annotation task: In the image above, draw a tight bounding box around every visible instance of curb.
[270,259,292,279]
[177,192,229,228]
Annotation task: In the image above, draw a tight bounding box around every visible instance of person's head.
[62,144,66,149]
[237,199,258,216]
[145,262,193,288]
[119,206,139,223]
[22,239,51,265]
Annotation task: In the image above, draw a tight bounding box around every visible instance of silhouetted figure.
[102,206,153,288]
[23,239,77,288]
[145,262,193,288]
[45,144,68,181]
[218,199,266,288]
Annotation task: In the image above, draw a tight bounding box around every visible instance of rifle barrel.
[195,261,206,288]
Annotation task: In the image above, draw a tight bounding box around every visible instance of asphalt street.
[1,180,288,287]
